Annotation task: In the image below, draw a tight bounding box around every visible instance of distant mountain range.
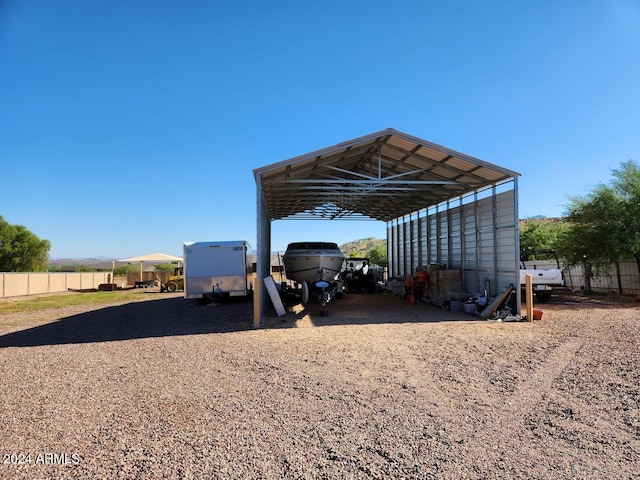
[48,238,388,267]
[56,226,573,267]
[48,257,116,266]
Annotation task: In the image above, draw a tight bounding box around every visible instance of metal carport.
[253,128,521,328]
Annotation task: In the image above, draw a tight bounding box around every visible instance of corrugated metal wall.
[387,180,519,302]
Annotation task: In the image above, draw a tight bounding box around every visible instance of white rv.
[183,241,252,301]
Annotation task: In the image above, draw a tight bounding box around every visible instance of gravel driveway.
[1,290,638,479]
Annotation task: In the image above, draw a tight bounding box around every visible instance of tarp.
[118,253,182,282]
[118,253,182,263]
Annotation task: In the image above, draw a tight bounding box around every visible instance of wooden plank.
[479,285,513,320]
[525,274,534,322]
[264,276,286,317]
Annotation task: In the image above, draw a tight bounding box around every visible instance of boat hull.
[282,242,345,284]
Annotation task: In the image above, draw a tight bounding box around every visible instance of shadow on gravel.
[263,292,480,329]
[0,292,487,347]
[0,297,254,348]
[6,290,630,348]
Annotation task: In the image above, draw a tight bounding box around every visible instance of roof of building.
[253,128,520,222]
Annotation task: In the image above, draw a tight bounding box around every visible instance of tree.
[610,159,640,272]
[74,265,95,272]
[558,159,640,292]
[0,216,50,272]
[114,264,140,276]
[366,243,387,266]
[519,218,567,254]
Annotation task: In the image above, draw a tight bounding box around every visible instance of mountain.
[49,239,389,266]
[48,257,116,266]
[340,237,386,257]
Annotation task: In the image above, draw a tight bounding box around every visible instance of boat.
[282,241,346,285]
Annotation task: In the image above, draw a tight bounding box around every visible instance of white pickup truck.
[520,249,564,302]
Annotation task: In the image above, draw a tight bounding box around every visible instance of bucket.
[533,309,543,320]
[463,303,477,314]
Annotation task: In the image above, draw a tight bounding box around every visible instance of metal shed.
[253,128,521,327]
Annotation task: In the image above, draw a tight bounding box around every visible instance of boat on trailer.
[282,241,346,314]
[282,241,345,284]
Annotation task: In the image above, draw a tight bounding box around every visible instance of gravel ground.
[0,289,638,479]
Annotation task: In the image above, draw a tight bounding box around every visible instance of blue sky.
[2,0,639,259]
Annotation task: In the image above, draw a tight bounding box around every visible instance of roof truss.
[254,128,520,222]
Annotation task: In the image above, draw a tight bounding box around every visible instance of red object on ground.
[634,295,640,302]
[533,309,543,320]
[415,270,429,286]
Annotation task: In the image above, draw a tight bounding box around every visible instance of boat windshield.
[286,242,340,250]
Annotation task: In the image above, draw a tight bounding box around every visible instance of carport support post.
[513,176,522,316]
[254,173,271,328]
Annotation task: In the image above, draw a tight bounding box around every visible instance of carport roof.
[254,128,520,223]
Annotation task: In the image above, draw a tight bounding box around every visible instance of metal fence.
[524,258,640,295]
[0,272,112,298]
[563,260,640,295]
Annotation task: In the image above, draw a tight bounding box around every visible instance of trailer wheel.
[166,281,178,292]
[301,281,310,305]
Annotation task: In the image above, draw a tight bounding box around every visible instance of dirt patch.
[546,288,639,306]
[0,290,638,479]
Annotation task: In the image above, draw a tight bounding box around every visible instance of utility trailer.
[183,241,252,302]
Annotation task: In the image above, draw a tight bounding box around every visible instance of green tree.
[0,216,50,272]
[366,243,387,266]
[114,264,140,276]
[519,218,567,254]
[75,265,95,272]
[558,160,639,292]
[610,159,640,272]
[154,263,178,272]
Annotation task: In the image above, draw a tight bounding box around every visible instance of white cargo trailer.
[183,241,252,301]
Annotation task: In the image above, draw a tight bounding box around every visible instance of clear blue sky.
[2,0,639,259]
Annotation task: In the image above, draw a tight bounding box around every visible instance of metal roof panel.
[254,128,520,222]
